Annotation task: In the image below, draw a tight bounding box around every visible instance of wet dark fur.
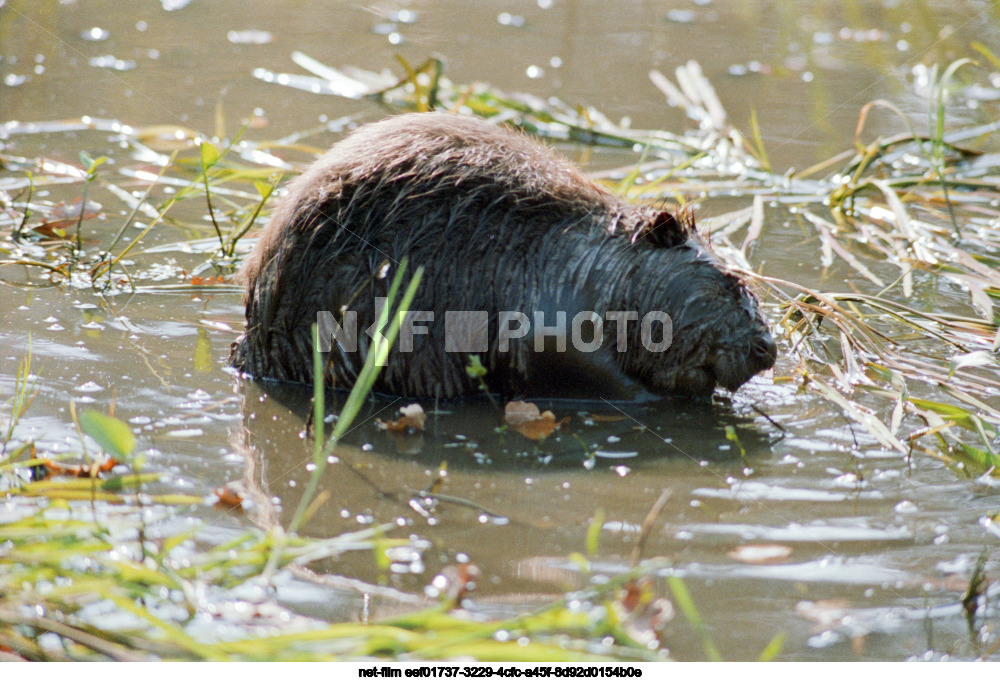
[231,113,776,399]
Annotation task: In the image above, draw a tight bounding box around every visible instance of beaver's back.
[240,114,621,287]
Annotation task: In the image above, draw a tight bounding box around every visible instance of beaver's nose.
[749,331,777,371]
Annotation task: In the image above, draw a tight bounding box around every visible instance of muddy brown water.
[2,0,1000,661]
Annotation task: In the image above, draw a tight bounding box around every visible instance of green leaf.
[567,551,590,573]
[585,508,604,557]
[465,355,487,379]
[725,425,746,458]
[952,441,1000,474]
[79,410,136,458]
[79,153,108,177]
[253,180,275,199]
[748,107,770,173]
[668,575,722,661]
[200,141,220,168]
[757,631,786,662]
[101,476,125,492]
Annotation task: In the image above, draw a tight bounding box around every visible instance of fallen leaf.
[41,456,119,479]
[33,197,103,236]
[190,275,227,286]
[504,401,569,440]
[213,486,244,510]
[376,403,426,433]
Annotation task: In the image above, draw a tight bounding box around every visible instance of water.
[2,0,1000,661]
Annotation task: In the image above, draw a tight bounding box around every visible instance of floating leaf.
[34,197,103,234]
[40,457,119,479]
[376,403,426,433]
[504,401,569,440]
[193,327,213,373]
[213,486,244,510]
[189,275,226,286]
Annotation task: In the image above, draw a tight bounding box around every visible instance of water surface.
[2,0,1000,661]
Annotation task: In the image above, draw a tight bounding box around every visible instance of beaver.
[230,112,775,400]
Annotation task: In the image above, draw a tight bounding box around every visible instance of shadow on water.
[231,377,782,607]
[237,378,780,472]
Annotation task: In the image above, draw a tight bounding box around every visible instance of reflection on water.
[2,0,1000,661]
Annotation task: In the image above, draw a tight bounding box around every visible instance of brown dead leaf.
[41,456,119,479]
[376,403,426,433]
[727,543,793,564]
[33,197,102,236]
[213,486,244,510]
[504,400,569,440]
[190,275,227,286]
[620,579,645,613]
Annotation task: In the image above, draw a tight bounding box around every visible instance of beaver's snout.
[711,324,776,393]
[750,329,778,372]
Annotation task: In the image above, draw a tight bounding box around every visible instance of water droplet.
[389,9,418,23]
[227,30,272,44]
[666,9,695,22]
[80,27,110,41]
[497,12,525,27]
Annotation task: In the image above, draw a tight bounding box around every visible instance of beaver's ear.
[631,210,690,248]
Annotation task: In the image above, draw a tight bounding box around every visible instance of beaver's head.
[606,210,776,398]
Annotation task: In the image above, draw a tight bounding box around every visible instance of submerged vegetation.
[3,42,1000,659]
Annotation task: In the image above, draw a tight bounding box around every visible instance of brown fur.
[231,113,775,399]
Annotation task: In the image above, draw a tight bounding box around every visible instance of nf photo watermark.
[316,300,673,358]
